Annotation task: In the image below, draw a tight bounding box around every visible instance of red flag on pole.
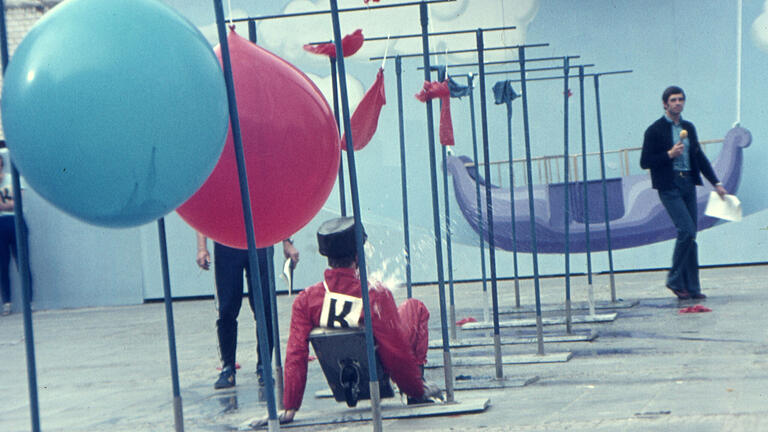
[415,80,455,146]
[303,29,364,58]
[341,68,386,151]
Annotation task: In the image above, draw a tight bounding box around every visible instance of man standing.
[196,234,299,389]
[640,86,727,300]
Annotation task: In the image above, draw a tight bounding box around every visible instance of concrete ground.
[1,265,767,431]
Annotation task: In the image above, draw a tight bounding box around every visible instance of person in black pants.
[196,233,299,389]
[640,86,727,300]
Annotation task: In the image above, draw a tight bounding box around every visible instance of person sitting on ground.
[248,217,442,427]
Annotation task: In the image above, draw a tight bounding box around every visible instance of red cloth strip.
[415,80,455,146]
[303,29,364,58]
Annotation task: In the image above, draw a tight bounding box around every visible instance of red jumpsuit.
[283,267,430,411]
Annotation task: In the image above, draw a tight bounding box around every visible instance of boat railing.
[464,139,724,187]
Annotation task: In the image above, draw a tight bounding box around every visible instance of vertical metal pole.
[419,2,454,400]
[562,58,572,335]
[157,219,185,432]
[211,3,279,430]
[247,19,256,43]
[330,56,347,217]
[503,86,521,309]
[476,29,503,380]
[466,74,490,323]
[246,26,284,409]
[440,131,457,339]
[519,47,545,355]
[593,75,617,302]
[395,56,414,299]
[1,2,40,430]
[329,2,382,429]
[578,66,595,316]
[265,248,284,410]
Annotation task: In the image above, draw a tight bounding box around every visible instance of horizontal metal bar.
[483,64,594,76]
[501,69,632,83]
[369,42,548,61]
[417,55,581,69]
[232,0,455,22]
[308,25,517,45]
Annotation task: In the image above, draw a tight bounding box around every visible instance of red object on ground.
[341,68,386,151]
[307,355,316,362]
[678,305,712,314]
[415,80,455,146]
[456,317,477,326]
[303,29,364,58]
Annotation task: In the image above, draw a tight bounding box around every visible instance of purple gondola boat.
[447,127,752,253]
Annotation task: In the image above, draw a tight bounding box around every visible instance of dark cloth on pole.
[493,80,520,107]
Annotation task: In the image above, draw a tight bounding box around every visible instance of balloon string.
[381,33,391,70]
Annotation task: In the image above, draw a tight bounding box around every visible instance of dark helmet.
[317,217,366,258]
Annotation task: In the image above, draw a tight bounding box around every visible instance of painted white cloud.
[304,71,365,117]
[751,1,768,53]
[258,0,540,65]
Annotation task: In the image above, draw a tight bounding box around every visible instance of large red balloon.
[178,30,340,248]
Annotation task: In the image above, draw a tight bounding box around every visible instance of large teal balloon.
[1,0,228,227]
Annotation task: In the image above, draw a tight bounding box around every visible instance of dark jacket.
[640,116,719,190]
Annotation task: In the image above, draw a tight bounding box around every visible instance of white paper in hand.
[704,191,742,222]
[282,258,293,295]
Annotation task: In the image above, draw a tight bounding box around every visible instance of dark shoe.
[666,286,690,299]
[666,285,690,300]
[407,381,443,405]
[690,293,707,299]
[214,366,236,389]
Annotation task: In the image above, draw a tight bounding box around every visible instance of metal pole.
[519,46,546,355]
[395,56,414,299]
[330,57,348,217]
[247,19,256,43]
[593,75,617,302]
[235,0,456,23]
[211,2,279,430]
[442,144,457,341]
[419,1,454,400]
[502,85,521,309]
[246,25,285,408]
[578,66,595,316]
[1,2,40,430]
[466,74,490,323]
[476,29,503,380]
[329,1,382,429]
[265,248,284,410]
[562,58,572,335]
[157,218,185,431]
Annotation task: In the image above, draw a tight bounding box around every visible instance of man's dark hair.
[662,86,685,104]
[328,254,356,269]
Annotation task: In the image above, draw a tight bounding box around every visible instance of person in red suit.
[248,217,441,427]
